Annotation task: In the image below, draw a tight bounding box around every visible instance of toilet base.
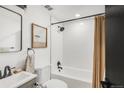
[35,79,68,88]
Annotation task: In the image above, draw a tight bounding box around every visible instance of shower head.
[58,26,65,32]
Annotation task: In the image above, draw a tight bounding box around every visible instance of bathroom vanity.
[0,71,37,88]
[19,78,36,88]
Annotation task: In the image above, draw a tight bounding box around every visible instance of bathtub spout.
[58,66,63,70]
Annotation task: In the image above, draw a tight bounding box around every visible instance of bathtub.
[51,66,92,88]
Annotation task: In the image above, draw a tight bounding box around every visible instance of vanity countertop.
[0,71,37,88]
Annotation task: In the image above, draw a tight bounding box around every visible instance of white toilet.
[35,66,67,88]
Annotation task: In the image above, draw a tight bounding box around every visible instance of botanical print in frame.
[32,23,47,48]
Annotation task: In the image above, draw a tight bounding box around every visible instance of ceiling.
[42,5,105,23]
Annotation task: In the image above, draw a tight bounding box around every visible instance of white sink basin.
[0,71,37,88]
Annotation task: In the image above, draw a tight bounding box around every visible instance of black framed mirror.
[0,6,22,53]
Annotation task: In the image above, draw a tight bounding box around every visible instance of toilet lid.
[43,79,67,88]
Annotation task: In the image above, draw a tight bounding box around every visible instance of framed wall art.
[32,23,47,48]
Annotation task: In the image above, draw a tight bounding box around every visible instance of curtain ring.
[27,48,35,55]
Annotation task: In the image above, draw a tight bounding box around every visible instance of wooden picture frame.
[32,23,47,48]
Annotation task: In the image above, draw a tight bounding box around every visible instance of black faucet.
[2,66,12,78]
[0,70,2,79]
[57,61,63,72]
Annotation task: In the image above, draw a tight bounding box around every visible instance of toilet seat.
[42,79,67,88]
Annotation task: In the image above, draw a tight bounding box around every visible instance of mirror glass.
[0,6,22,52]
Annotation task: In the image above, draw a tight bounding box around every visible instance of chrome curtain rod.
[51,13,105,25]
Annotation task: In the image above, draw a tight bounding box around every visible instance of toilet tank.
[35,65,51,84]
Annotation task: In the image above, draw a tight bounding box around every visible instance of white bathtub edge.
[52,72,92,84]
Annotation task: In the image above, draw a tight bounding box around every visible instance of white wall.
[0,5,51,71]
[63,18,94,72]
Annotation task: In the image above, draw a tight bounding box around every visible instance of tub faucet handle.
[57,61,61,66]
